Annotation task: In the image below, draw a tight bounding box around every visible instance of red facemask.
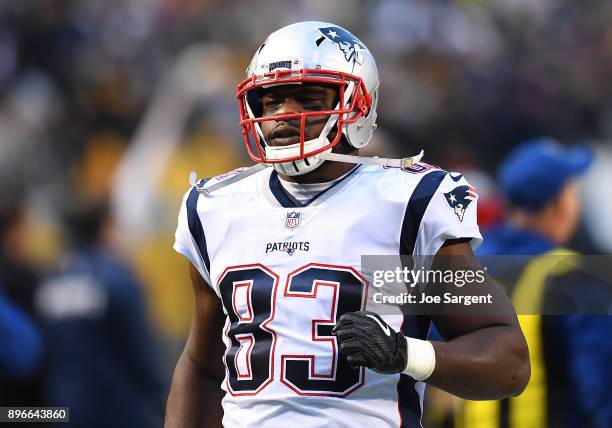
[236,68,372,164]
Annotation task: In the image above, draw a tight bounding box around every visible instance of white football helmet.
[237,21,380,176]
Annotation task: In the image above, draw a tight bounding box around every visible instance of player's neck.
[279,148,360,184]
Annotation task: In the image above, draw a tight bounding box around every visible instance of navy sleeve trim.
[269,170,300,208]
[400,170,447,255]
[186,184,210,273]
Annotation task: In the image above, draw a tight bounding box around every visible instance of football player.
[166,21,529,428]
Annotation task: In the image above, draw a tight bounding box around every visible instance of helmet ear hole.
[344,87,377,149]
[365,90,377,119]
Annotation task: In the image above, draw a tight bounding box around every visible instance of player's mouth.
[268,126,301,146]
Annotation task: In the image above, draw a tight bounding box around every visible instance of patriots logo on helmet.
[318,26,365,62]
[444,185,477,222]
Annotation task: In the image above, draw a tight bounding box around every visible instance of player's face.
[260,84,338,147]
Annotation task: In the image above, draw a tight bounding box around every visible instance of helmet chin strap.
[318,150,424,169]
[192,149,425,195]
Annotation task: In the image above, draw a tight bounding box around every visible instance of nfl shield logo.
[284,211,301,230]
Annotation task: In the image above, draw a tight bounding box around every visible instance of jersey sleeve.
[173,187,213,286]
[413,172,483,256]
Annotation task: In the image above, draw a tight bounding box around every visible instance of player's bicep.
[428,240,520,341]
[184,263,225,381]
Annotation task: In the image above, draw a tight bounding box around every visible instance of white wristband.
[402,337,436,381]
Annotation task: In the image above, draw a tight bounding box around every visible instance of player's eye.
[262,96,282,111]
[298,96,326,110]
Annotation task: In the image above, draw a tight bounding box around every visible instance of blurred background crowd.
[2,0,612,427]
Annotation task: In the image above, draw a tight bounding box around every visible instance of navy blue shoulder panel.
[186,184,210,272]
[397,170,445,426]
[400,170,447,255]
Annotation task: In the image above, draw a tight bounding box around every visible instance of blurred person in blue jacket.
[0,290,43,379]
[457,138,612,428]
[35,198,165,428]
[0,289,44,428]
[0,197,47,417]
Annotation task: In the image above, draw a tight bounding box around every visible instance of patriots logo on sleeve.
[318,26,366,62]
[444,185,477,222]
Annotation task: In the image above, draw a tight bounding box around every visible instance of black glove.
[332,311,407,374]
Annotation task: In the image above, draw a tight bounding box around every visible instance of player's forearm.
[165,352,224,428]
[427,325,530,400]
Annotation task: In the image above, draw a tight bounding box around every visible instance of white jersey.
[174,163,481,428]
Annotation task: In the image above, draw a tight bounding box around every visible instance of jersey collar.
[267,165,362,208]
